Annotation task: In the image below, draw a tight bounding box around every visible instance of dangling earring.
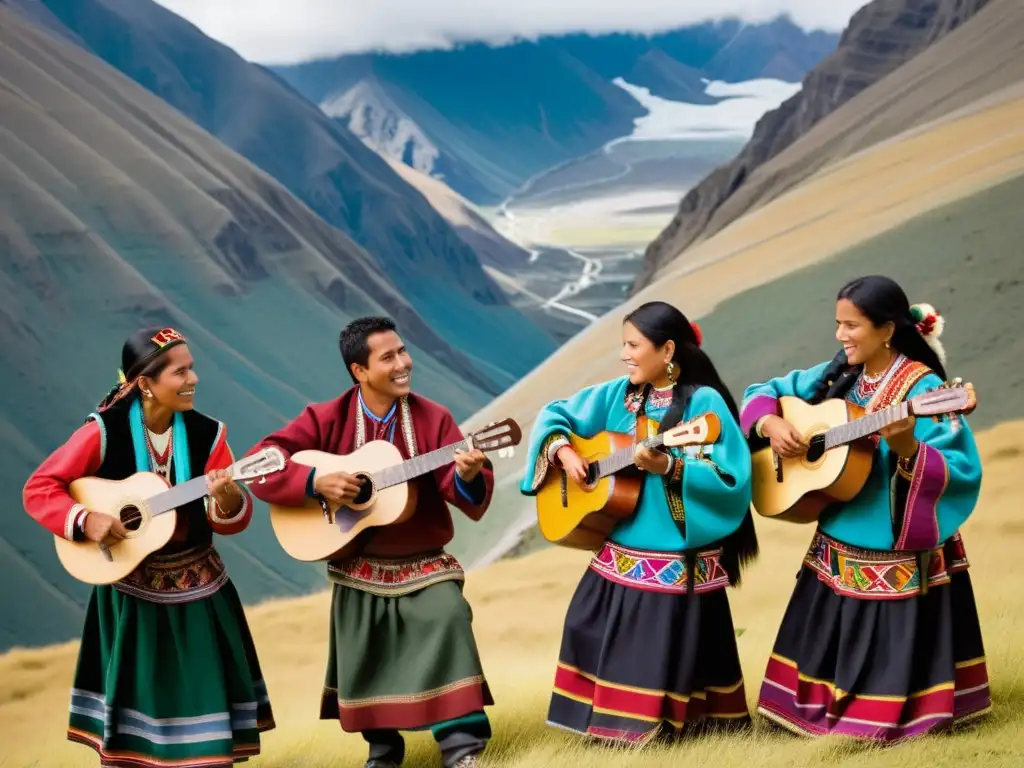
[885,340,891,349]
[666,361,676,383]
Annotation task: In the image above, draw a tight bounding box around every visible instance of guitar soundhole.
[806,435,826,463]
[119,505,144,531]
[352,473,374,506]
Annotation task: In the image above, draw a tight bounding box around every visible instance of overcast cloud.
[155,0,869,65]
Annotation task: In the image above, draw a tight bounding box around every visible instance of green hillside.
[501,172,1024,560]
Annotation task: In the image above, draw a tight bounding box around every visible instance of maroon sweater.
[245,386,493,558]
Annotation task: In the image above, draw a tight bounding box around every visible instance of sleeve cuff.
[455,472,486,505]
[67,504,88,541]
[208,486,252,525]
[894,443,946,550]
[740,395,780,437]
[547,437,571,466]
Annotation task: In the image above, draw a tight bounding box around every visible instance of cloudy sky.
[155,0,870,64]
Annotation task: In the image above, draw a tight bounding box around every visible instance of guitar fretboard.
[146,461,252,516]
[593,435,663,478]
[373,439,473,490]
[824,401,910,450]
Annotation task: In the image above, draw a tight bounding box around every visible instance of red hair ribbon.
[690,321,703,347]
[915,313,937,337]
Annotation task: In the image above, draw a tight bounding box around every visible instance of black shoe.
[365,761,400,768]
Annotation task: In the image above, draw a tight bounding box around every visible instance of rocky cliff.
[632,0,996,291]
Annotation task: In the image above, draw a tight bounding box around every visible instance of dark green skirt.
[319,579,493,732]
[67,578,275,767]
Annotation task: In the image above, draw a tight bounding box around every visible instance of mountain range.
[272,18,840,204]
[32,0,560,394]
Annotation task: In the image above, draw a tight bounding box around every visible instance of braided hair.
[96,327,187,412]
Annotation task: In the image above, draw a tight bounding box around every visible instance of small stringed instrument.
[54,448,285,585]
[268,418,522,562]
[750,385,975,523]
[534,412,722,551]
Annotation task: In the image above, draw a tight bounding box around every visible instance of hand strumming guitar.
[759,415,808,458]
[880,415,918,457]
[315,471,365,507]
[556,445,590,488]
[206,468,244,516]
[634,444,671,475]
[83,511,128,544]
[454,448,487,482]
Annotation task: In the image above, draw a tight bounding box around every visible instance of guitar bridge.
[560,472,568,508]
[773,452,784,483]
[317,495,333,524]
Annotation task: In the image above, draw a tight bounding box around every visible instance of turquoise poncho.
[520,376,753,553]
[739,358,982,551]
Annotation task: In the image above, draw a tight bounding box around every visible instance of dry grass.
[3,419,1023,767]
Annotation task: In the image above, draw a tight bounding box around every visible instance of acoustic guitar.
[268,418,521,562]
[750,385,975,523]
[54,447,285,585]
[534,412,721,551]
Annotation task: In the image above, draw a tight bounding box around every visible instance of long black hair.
[96,327,187,411]
[811,276,947,402]
[622,301,758,584]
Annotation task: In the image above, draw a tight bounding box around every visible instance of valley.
[474,74,801,324]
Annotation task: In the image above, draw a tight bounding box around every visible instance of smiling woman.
[520,300,758,745]
[20,326,275,768]
[741,275,989,742]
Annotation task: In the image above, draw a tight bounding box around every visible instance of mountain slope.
[380,157,531,272]
[378,157,585,343]
[0,4,512,650]
[38,0,558,390]
[633,0,1013,290]
[273,19,839,204]
[455,82,1024,569]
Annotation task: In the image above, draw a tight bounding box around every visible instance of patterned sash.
[589,540,730,595]
[865,355,931,414]
[804,530,969,600]
[327,550,464,596]
[114,544,228,604]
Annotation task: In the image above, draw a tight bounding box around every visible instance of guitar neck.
[824,400,910,450]
[147,461,250,516]
[373,439,473,490]
[593,434,664,478]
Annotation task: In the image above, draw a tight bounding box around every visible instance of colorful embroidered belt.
[804,530,969,600]
[114,544,228,604]
[327,550,464,596]
[589,540,730,595]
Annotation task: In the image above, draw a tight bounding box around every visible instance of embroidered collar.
[353,389,419,457]
[357,389,397,423]
[864,355,931,414]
